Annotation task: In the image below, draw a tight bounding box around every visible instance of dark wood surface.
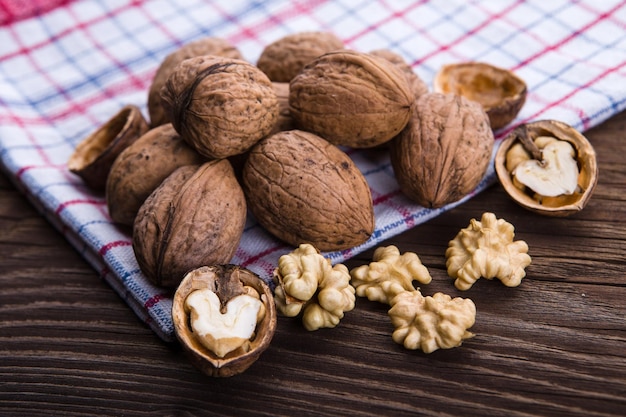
[1,111,625,417]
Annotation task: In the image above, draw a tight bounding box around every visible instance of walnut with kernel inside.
[388,290,476,353]
[349,245,432,304]
[273,243,355,331]
[445,212,531,290]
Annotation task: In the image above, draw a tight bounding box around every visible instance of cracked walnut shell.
[495,120,598,216]
[160,55,279,159]
[172,265,276,377]
[390,92,494,208]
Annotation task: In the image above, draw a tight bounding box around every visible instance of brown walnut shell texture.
[390,93,494,208]
[289,50,415,148]
[160,55,279,159]
[147,37,243,127]
[133,160,247,288]
[495,120,598,216]
[172,265,277,377]
[242,129,374,252]
[369,48,429,99]
[256,31,345,82]
[68,105,149,190]
[106,123,205,227]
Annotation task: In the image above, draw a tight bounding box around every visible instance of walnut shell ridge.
[160,55,279,159]
[390,93,494,208]
[147,37,243,127]
[289,50,415,148]
[133,160,247,288]
[242,130,374,251]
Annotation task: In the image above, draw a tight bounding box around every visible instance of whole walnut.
[133,160,247,288]
[147,37,243,127]
[106,123,205,227]
[369,49,429,98]
[256,31,344,82]
[242,130,374,252]
[289,50,415,148]
[390,93,494,208]
[160,55,279,159]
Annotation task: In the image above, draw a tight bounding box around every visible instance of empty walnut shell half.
[495,120,598,216]
[68,105,149,190]
[434,62,526,130]
[172,265,277,377]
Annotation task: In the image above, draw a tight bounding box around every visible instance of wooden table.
[1,111,624,417]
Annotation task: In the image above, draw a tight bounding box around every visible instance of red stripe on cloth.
[98,240,132,256]
[144,293,168,309]
[0,0,73,25]
[512,2,626,71]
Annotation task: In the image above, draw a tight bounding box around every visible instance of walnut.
[160,55,279,159]
[350,245,432,304]
[369,49,428,99]
[269,82,295,134]
[445,212,532,290]
[273,244,355,331]
[133,160,247,287]
[105,123,205,226]
[172,265,276,377]
[68,105,149,190]
[434,61,527,130]
[389,92,494,208]
[256,31,344,82]
[495,121,598,216]
[289,50,415,148]
[147,37,243,127]
[388,290,476,353]
[242,129,374,251]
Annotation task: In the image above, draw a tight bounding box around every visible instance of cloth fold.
[1,0,625,341]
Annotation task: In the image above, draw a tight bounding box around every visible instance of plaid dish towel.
[1,0,625,342]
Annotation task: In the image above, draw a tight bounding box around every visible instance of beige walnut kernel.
[273,244,355,331]
[350,245,432,304]
[256,31,345,82]
[147,37,244,127]
[160,55,279,159]
[289,50,415,148]
[388,290,476,353]
[390,92,494,208]
[446,212,532,290]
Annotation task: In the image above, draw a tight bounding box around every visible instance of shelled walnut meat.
[289,50,415,148]
[160,55,279,160]
[106,123,205,227]
[133,160,246,288]
[242,129,375,251]
[147,37,244,127]
[390,92,494,208]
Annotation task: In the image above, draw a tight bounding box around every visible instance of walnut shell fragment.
[172,265,276,377]
[434,62,527,130]
[495,120,598,216]
[242,130,375,251]
[256,31,344,82]
[68,105,149,190]
[147,37,243,127]
[289,50,415,148]
[160,55,279,159]
[106,123,205,226]
[390,93,494,208]
[133,160,246,287]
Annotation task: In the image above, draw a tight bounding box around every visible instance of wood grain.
[1,111,625,417]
